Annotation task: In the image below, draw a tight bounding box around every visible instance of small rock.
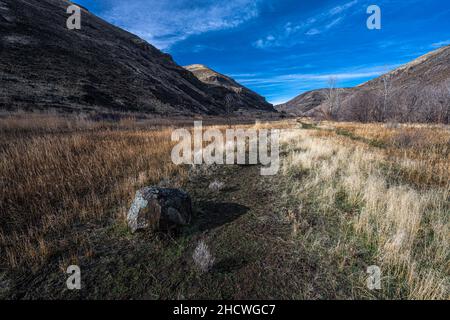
[208,180,225,192]
[127,187,192,233]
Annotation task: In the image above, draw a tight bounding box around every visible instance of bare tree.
[323,77,341,120]
[410,84,450,124]
[402,89,420,123]
[445,80,450,124]
[225,93,234,128]
[345,91,376,122]
[435,82,450,124]
[380,73,393,121]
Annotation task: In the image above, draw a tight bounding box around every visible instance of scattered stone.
[127,187,192,233]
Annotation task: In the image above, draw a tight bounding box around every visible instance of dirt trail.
[6,160,351,299]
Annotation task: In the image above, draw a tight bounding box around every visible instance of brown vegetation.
[342,83,450,124]
[0,113,290,271]
[0,114,187,269]
[282,121,449,299]
[0,114,448,300]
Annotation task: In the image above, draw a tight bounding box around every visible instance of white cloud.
[253,0,360,49]
[102,0,260,49]
[238,63,399,104]
[236,64,399,87]
[269,97,292,105]
[280,71,384,81]
[306,28,321,36]
[325,17,344,29]
[329,0,358,15]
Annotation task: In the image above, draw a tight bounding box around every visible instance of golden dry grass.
[0,114,292,270]
[0,114,448,300]
[281,122,449,299]
[331,122,450,188]
[0,115,187,269]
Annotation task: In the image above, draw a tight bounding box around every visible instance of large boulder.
[127,187,192,233]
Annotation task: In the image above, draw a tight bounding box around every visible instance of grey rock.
[127,187,192,233]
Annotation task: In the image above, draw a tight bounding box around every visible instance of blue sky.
[76,0,450,104]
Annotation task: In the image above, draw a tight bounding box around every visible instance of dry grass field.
[0,113,188,270]
[281,120,449,299]
[0,113,448,299]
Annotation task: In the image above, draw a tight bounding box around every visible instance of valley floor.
[0,116,448,299]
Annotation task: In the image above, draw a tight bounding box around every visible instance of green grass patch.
[335,128,386,149]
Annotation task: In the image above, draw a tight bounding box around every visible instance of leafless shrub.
[390,129,427,148]
[192,240,215,273]
[344,83,449,124]
[343,90,380,122]
[385,122,400,129]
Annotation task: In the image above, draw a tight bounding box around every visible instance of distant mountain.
[0,0,274,115]
[359,45,450,89]
[277,46,450,123]
[185,64,274,113]
[276,88,352,116]
[342,45,450,122]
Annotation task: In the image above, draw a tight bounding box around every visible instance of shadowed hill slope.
[0,0,273,115]
[185,64,274,113]
[341,45,450,122]
[276,46,450,122]
[276,89,329,116]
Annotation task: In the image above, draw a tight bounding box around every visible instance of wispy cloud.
[236,64,398,88]
[237,64,399,104]
[253,0,359,49]
[306,28,321,36]
[326,17,344,29]
[102,0,260,49]
[431,40,450,48]
[328,0,358,15]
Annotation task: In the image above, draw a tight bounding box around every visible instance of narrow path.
[8,160,352,299]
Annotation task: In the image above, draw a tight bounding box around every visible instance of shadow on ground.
[190,201,250,233]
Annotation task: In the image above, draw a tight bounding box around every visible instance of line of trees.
[320,76,450,124]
